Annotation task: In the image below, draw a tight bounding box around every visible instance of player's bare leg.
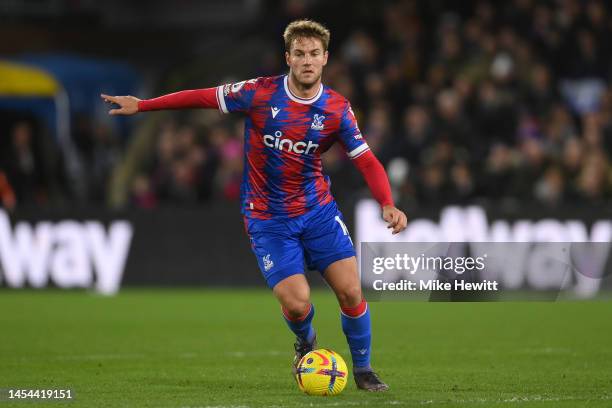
[273,274,317,373]
[324,257,389,392]
[273,274,311,318]
[323,257,362,308]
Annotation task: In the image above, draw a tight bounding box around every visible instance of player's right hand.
[100,94,140,115]
[382,205,408,235]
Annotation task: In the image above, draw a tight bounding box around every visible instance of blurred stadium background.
[2,1,612,407]
[1,0,611,293]
[4,0,612,210]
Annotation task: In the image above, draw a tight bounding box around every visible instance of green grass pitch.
[1,289,611,407]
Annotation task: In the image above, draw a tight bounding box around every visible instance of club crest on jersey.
[263,254,274,271]
[311,114,325,131]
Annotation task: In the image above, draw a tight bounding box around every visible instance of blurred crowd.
[318,0,612,208]
[0,114,121,210]
[2,0,612,210]
[128,117,244,209]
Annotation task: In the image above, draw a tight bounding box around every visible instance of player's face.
[285,37,328,88]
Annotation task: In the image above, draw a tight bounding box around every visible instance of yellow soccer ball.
[295,349,348,396]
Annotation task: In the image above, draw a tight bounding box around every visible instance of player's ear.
[323,50,328,66]
[285,51,291,67]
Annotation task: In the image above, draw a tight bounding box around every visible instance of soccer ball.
[295,349,348,396]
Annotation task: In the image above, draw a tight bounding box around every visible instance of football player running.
[102,19,407,391]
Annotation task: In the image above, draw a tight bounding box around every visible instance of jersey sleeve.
[216,78,261,114]
[337,102,370,159]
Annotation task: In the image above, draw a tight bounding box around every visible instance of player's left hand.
[382,205,408,235]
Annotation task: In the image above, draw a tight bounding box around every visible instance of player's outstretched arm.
[101,87,220,116]
[352,150,408,234]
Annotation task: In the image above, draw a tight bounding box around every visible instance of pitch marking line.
[225,351,285,358]
[179,394,612,408]
[54,353,145,360]
[420,394,612,405]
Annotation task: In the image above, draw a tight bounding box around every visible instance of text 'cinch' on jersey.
[263,131,319,154]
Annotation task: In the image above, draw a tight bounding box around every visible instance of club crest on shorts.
[263,254,274,271]
[311,114,325,131]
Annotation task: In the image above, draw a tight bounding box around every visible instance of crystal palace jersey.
[216,75,369,219]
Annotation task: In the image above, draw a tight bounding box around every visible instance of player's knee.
[336,285,363,308]
[273,274,311,317]
[283,299,311,319]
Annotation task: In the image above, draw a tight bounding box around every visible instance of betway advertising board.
[0,201,611,295]
[356,200,612,299]
[0,205,257,294]
[0,209,132,295]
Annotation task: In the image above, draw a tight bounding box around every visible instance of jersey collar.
[283,75,323,104]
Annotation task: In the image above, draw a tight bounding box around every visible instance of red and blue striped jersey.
[216,75,370,219]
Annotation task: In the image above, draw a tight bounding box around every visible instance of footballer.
[101,19,407,391]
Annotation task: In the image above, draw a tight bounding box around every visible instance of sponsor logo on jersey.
[263,131,319,154]
[311,114,325,131]
[271,107,281,118]
[354,133,363,140]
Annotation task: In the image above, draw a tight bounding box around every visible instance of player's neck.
[287,73,321,100]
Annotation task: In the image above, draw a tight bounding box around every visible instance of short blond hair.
[283,19,330,52]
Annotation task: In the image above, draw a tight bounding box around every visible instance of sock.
[341,299,372,371]
[282,303,316,344]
